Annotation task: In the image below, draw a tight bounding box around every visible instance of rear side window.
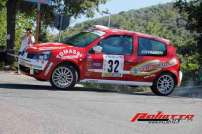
[138,37,167,56]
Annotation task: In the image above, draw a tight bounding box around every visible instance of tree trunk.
[6,0,17,66]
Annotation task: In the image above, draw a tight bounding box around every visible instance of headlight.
[27,51,51,61]
[39,51,51,61]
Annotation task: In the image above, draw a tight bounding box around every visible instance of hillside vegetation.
[62,3,200,80]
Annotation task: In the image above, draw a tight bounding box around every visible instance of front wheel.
[50,65,77,89]
[151,73,176,96]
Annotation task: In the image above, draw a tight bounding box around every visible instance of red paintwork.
[23,26,181,86]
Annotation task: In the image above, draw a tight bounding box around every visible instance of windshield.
[63,31,103,47]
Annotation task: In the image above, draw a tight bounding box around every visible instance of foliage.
[175,0,202,33]
[0,8,6,48]
[0,0,6,8]
[175,0,202,67]
[0,7,34,50]
[17,0,108,29]
[15,12,35,50]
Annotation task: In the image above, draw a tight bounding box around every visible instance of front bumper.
[18,53,48,75]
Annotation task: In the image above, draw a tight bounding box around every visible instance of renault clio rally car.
[18,25,182,96]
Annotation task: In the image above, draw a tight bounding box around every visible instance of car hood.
[26,42,84,53]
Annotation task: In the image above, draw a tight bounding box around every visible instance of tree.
[175,0,202,65]
[0,8,7,49]
[6,0,18,65]
[0,0,6,8]
[5,0,108,65]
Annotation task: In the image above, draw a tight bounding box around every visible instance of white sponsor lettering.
[141,50,164,55]
[57,49,81,59]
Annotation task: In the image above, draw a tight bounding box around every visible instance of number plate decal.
[102,55,124,77]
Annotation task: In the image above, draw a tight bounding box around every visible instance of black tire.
[50,64,77,89]
[151,73,176,96]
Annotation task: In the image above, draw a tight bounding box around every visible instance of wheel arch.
[56,60,80,81]
[157,71,178,85]
[151,70,178,96]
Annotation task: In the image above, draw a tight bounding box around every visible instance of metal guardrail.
[177,85,202,89]
[0,50,19,61]
[7,52,19,58]
[182,80,202,84]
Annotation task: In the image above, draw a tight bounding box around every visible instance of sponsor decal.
[61,55,80,59]
[102,55,124,77]
[87,55,103,70]
[91,62,103,69]
[44,62,53,76]
[56,49,81,59]
[131,112,194,124]
[87,59,103,69]
[130,59,177,76]
[141,50,164,55]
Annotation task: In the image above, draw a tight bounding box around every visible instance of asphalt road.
[0,71,201,134]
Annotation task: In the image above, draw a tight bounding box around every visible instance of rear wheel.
[50,65,77,89]
[151,73,176,96]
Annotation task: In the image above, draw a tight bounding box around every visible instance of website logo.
[131,112,194,124]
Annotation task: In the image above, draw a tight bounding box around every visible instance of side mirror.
[93,46,103,53]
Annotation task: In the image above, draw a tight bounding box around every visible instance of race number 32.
[103,55,124,77]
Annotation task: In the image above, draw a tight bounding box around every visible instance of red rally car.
[18,25,182,96]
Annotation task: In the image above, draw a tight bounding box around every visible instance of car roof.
[93,25,171,44]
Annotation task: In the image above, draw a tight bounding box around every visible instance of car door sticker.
[102,55,124,77]
[130,59,178,76]
[87,58,103,70]
[87,57,177,77]
[56,49,81,59]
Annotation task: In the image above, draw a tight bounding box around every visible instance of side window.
[98,35,133,55]
[138,37,167,56]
